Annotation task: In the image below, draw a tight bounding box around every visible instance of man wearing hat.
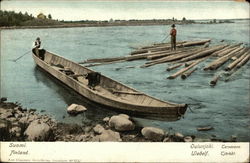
[170,24,177,50]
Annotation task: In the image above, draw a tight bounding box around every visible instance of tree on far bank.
[48,14,52,19]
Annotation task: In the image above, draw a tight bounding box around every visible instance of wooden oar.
[12,50,30,62]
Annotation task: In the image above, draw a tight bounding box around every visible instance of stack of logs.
[79,39,250,86]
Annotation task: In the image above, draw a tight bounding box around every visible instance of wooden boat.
[32,49,187,121]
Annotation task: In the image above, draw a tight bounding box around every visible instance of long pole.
[161,34,170,43]
[12,50,30,62]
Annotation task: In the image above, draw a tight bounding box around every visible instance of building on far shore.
[37,13,46,19]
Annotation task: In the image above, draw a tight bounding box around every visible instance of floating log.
[224,50,249,71]
[203,46,244,71]
[210,74,221,86]
[167,57,208,79]
[84,60,126,67]
[178,44,227,63]
[231,47,248,59]
[197,126,214,131]
[212,43,242,57]
[217,44,243,57]
[141,48,206,68]
[131,39,211,55]
[166,63,183,71]
[80,52,152,64]
[211,45,230,56]
[141,41,187,49]
[115,65,138,71]
[181,67,198,79]
[130,49,149,55]
[224,63,246,82]
[184,62,193,67]
[147,50,183,60]
[79,56,125,64]
[236,53,250,68]
[181,39,211,47]
[147,46,203,60]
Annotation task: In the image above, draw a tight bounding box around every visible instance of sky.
[0,0,249,21]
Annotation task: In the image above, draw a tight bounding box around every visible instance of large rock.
[103,117,110,123]
[109,114,135,131]
[67,104,87,115]
[174,132,184,142]
[184,136,193,142]
[141,127,165,141]
[19,117,29,125]
[24,120,52,141]
[0,97,7,102]
[9,126,22,138]
[95,129,122,142]
[93,124,105,135]
[0,111,13,119]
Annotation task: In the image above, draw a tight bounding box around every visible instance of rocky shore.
[0,98,237,142]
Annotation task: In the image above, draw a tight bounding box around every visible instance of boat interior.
[35,50,176,107]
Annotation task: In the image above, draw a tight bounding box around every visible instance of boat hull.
[32,50,187,121]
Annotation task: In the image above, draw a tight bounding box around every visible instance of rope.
[188,105,194,113]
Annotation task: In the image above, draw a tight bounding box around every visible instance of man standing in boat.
[170,24,177,50]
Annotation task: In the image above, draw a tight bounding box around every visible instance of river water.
[1,20,249,141]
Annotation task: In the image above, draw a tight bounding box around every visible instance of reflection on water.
[1,20,250,141]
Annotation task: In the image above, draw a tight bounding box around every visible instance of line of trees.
[0,10,35,26]
[0,10,59,27]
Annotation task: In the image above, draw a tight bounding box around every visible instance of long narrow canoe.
[32,49,187,121]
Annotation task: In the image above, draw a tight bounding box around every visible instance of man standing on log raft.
[170,24,177,50]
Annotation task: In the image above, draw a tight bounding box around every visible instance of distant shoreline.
[0,19,239,30]
[0,22,193,30]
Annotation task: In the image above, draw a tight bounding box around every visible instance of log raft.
[225,50,249,71]
[77,39,248,86]
[203,46,244,71]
